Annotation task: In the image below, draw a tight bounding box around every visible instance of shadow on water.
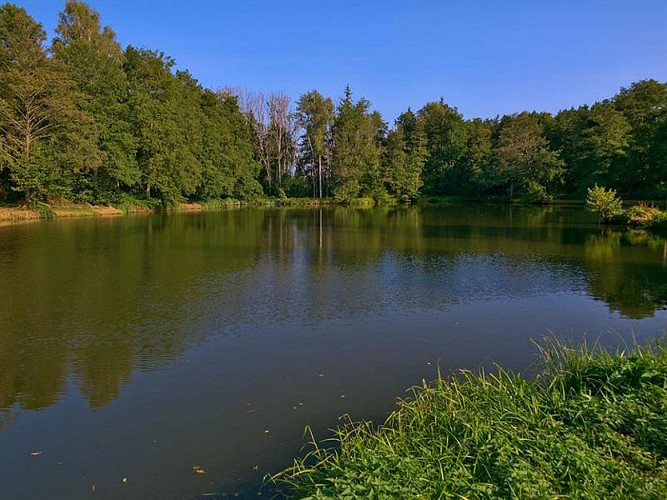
[0,205,665,498]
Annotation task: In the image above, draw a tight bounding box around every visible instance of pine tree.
[331,86,383,202]
[383,109,426,201]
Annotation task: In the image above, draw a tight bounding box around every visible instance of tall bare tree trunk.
[318,154,323,199]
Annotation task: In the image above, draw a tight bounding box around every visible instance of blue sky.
[16,0,667,122]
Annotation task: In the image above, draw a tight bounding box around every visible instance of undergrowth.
[198,198,240,210]
[276,338,667,499]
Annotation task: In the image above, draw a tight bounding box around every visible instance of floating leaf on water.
[193,465,207,474]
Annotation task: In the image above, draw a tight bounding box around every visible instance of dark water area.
[0,205,666,499]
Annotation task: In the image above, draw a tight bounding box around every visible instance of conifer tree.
[331,86,383,202]
[383,109,426,201]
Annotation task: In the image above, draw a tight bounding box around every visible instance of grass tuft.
[275,338,667,498]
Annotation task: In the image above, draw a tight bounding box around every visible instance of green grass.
[347,197,376,207]
[273,197,334,207]
[276,339,667,498]
[31,202,55,219]
[198,198,241,211]
[113,194,160,213]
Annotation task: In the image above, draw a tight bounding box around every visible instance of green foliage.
[462,118,493,193]
[0,2,664,208]
[331,86,384,203]
[296,90,334,198]
[619,203,667,229]
[582,103,631,185]
[614,80,667,197]
[586,185,624,222]
[278,339,667,499]
[0,3,97,203]
[382,109,426,202]
[198,198,239,211]
[647,211,667,230]
[198,90,262,200]
[417,99,468,195]
[53,1,139,201]
[625,203,659,225]
[491,112,564,202]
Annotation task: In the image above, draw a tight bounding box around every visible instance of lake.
[1,205,666,499]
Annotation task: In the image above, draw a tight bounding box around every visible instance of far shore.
[1,197,666,228]
[0,198,329,224]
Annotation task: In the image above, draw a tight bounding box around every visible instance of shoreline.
[0,198,336,225]
[1,198,666,229]
[0,204,126,224]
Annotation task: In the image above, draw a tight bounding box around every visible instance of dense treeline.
[1,2,665,207]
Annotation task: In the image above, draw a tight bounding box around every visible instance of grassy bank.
[277,340,667,498]
[0,203,123,222]
[0,197,369,223]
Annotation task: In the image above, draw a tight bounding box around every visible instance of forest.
[1,1,666,208]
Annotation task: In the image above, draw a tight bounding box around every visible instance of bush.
[625,203,661,226]
[586,185,624,222]
[646,211,667,230]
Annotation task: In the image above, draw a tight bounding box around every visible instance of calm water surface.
[1,205,666,498]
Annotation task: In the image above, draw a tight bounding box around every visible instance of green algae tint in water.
[0,205,666,499]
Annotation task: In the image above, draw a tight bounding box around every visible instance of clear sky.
[16,0,667,123]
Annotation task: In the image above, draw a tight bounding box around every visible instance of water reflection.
[583,228,667,319]
[0,207,667,416]
[0,206,665,415]
[0,206,666,499]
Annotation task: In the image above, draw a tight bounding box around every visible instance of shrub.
[625,204,661,226]
[586,185,623,222]
[646,211,667,229]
